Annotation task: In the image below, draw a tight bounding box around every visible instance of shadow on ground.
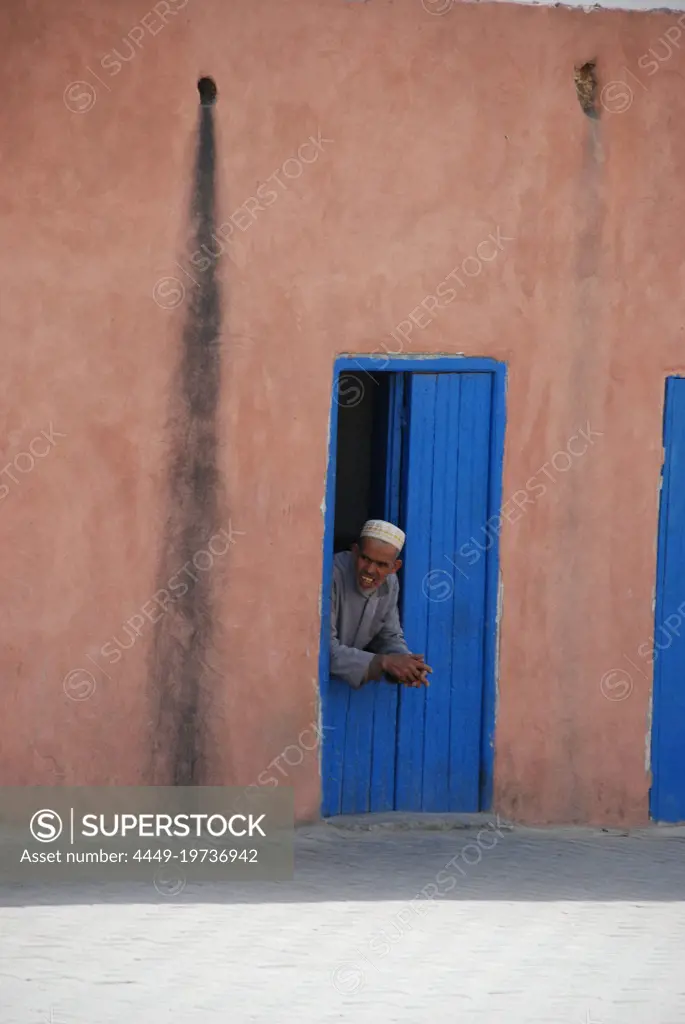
[2,817,684,907]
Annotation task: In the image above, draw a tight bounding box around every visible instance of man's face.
[352,537,402,593]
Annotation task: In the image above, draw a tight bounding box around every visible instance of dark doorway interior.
[333,372,395,552]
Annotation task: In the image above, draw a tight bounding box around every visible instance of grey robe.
[330,550,409,689]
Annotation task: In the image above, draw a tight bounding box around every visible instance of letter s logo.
[30,809,63,842]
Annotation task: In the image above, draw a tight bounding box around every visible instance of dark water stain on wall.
[148,79,223,786]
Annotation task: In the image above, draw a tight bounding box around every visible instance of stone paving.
[2,815,685,1024]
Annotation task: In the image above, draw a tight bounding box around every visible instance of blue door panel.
[395,374,436,810]
[395,373,492,812]
[321,681,348,816]
[651,376,685,821]
[322,365,501,816]
[449,373,492,810]
[341,683,375,814]
[422,373,461,812]
[368,375,404,812]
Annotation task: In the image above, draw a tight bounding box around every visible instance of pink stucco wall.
[2,0,685,824]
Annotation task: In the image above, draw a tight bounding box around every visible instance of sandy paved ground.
[2,816,685,1024]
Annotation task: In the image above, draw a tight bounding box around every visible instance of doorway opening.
[334,372,380,551]
[333,372,404,552]
[321,357,506,818]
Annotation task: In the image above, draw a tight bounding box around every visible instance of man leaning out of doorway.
[330,519,431,689]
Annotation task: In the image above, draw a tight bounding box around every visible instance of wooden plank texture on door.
[396,372,493,811]
[322,368,497,816]
[323,375,405,816]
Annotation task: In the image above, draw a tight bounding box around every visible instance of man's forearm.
[365,632,409,658]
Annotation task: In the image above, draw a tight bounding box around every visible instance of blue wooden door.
[396,372,494,811]
[321,376,405,816]
[651,377,685,821]
[321,369,499,816]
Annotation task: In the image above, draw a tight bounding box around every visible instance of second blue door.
[651,376,685,821]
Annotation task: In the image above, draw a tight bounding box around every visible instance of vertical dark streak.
[148,100,222,787]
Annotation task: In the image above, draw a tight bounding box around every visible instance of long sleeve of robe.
[330,551,410,689]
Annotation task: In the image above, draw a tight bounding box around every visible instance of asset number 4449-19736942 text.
[133,849,258,863]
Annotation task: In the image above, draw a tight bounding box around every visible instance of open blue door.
[651,376,685,821]
[396,372,494,811]
[321,362,502,817]
[321,375,406,816]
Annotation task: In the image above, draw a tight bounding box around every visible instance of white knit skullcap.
[360,520,405,553]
